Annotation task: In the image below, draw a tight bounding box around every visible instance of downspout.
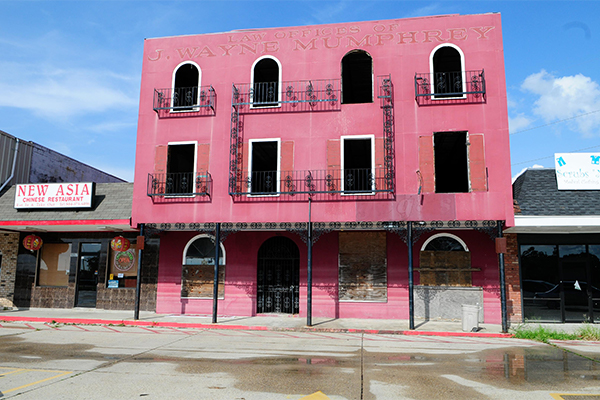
[0,138,19,193]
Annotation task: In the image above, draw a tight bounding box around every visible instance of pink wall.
[156,229,502,323]
[132,13,513,227]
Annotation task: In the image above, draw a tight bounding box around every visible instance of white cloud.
[508,114,532,134]
[0,63,138,120]
[521,70,600,136]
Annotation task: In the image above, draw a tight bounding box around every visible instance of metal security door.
[257,237,300,314]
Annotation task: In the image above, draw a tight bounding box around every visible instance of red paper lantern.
[23,234,43,251]
[111,236,130,252]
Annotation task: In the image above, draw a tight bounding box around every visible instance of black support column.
[407,221,415,330]
[212,223,221,324]
[497,220,508,333]
[307,199,313,327]
[134,224,145,320]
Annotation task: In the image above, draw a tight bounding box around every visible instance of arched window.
[181,235,225,298]
[251,56,281,107]
[341,50,373,104]
[172,61,201,110]
[430,44,465,99]
[420,233,472,286]
[422,233,469,252]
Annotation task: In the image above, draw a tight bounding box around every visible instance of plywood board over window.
[339,232,387,301]
[181,265,224,298]
[419,251,472,286]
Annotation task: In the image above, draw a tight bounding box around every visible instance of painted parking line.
[0,367,72,395]
[550,394,600,399]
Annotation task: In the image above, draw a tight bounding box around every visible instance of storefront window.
[107,245,138,288]
[520,244,560,322]
[38,243,71,286]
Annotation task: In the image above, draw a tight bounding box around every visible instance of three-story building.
[132,13,513,326]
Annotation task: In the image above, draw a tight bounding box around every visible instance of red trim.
[0,315,513,338]
[0,219,131,227]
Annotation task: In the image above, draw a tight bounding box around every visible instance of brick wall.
[0,233,19,308]
[505,233,522,323]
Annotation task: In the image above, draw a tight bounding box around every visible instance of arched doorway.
[257,236,299,314]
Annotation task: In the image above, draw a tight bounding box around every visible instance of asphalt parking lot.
[1,321,600,399]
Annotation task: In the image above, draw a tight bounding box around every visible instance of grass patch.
[512,324,600,342]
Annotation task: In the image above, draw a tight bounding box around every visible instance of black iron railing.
[147,172,212,197]
[229,168,393,196]
[153,85,215,113]
[414,70,485,105]
[232,79,340,112]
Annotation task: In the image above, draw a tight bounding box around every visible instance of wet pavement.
[1,320,600,399]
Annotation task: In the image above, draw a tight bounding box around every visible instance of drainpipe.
[497,220,508,333]
[307,198,313,327]
[134,223,145,320]
[408,221,415,330]
[212,223,221,324]
[0,138,19,193]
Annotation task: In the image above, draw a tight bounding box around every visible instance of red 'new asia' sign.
[14,182,94,209]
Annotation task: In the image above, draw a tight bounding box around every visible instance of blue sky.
[0,0,599,182]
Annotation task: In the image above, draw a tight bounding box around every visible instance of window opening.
[434,131,469,193]
[252,58,279,107]
[341,51,373,104]
[166,143,195,195]
[432,46,463,98]
[343,137,373,193]
[182,236,225,298]
[173,63,200,110]
[250,140,279,195]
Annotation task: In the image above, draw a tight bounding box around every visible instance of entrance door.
[75,243,101,307]
[561,259,592,322]
[257,237,300,314]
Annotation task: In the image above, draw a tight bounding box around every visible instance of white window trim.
[340,134,375,195]
[250,55,282,109]
[421,233,469,252]
[182,234,226,266]
[429,43,466,100]
[170,61,202,113]
[166,141,197,198]
[341,50,374,104]
[248,138,281,197]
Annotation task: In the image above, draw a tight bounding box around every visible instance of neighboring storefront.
[0,182,159,310]
[506,166,600,323]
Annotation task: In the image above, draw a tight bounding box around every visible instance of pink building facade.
[132,13,513,325]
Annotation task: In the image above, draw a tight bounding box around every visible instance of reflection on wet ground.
[1,326,600,399]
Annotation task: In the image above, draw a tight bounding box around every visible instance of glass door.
[75,243,101,307]
[559,245,591,322]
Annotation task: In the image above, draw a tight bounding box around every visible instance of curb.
[0,315,513,338]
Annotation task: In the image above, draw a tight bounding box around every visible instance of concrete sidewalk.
[0,307,512,338]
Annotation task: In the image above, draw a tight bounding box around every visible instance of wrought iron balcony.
[153,85,216,115]
[147,172,212,197]
[414,70,486,105]
[229,168,393,197]
[231,79,340,113]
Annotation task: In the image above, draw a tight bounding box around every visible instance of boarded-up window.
[419,235,473,286]
[38,243,71,287]
[181,237,225,298]
[339,232,387,301]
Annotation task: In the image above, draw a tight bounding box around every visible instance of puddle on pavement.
[3,335,600,398]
